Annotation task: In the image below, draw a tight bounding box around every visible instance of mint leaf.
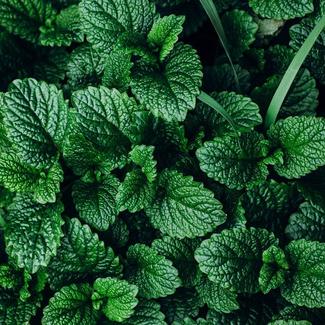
[129,145,157,182]
[249,0,313,19]
[259,245,289,294]
[282,240,325,308]
[286,202,325,242]
[92,277,138,322]
[39,5,83,47]
[268,116,325,179]
[251,69,319,118]
[117,170,156,213]
[148,15,185,61]
[80,0,155,51]
[125,244,181,299]
[196,275,239,313]
[131,43,202,122]
[67,44,106,91]
[160,288,202,323]
[195,91,262,137]
[43,283,99,325]
[5,195,64,273]
[195,227,278,293]
[72,175,119,231]
[119,300,167,325]
[72,86,147,148]
[146,169,226,239]
[152,236,201,287]
[197,132,271,190]
[3,78,68,169]
[0,293,40,325]
[222,10,258,59]
[47,218,121,290]
[0,0,55,42]
[102,47,133,92]
[240,180,292,234]
[0,151,63,204]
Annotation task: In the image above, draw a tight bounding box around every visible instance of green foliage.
[0,0,324,322]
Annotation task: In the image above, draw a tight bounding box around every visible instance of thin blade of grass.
[198,91,239,135]
[265,14,325,129]
[199,0,240,91]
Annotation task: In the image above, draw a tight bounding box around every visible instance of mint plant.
[0,0,324,324]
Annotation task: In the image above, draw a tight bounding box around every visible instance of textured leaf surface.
[129,145,157,182]
[0,293,40,325]
[0,0,55,42]
[196,275,239,313]
[268,116,325,179]
[241,180,292,233]
[195,91,262,137]
[117,170,156,213]
[43,283,99,325]
[72,86,146,147]
[3,78,68,168]
[160,288,201,323]
[118,300,167,325]
[195,227,278,293]
[39,5,82,47]
[0,151,63,204]
[249,0,314,20]
[72,176,119,231]
[286,202,325,242]
[222,10,258,58]
[197,132,270,190]
[259,245,288,294]
[131,43,202,122]
[5,195,63,273]
[47,218,121,290]
[146,169,226,238]
[282,240,325,308]
[125,244,181,299]
[290,15,325,84]
[152,236,201,287]
[80,0,155,51]
[251,69,319,118]
[102,47,132,92]
[67,44,106,91]
[148,15,185,61]
[92,277,138,322]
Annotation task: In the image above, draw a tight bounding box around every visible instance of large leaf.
[282,240,325,308]
[268,116,325,179]
[3,78,68,169]
[249,0,314,19]
[92,277,138,322]
[0,0,55,42]
[131,43,202,122]
[125,244,181,299]
[195,227,278,293]
[0,151,63,204]
[197,131,271,190]
[286,202,325,242]
[80,0,155,51]
[146,169,226,238]
[72,175,119,231]
[5,195,64,273]
[43,283,99,325]
[47,218,121,290]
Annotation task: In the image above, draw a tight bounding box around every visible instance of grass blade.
[265,14,325,129]
[198,91,239,135]
[199,0,240,91]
